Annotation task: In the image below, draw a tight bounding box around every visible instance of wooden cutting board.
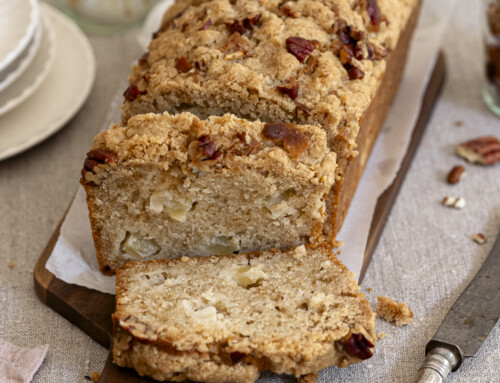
[33,53,445,382]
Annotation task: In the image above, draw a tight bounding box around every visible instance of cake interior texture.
[113,245,376,383]
[82,112,336,273]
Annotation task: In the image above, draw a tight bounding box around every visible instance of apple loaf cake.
[121,0,420,239]
[112,245,376,382]
[81,112,336,274]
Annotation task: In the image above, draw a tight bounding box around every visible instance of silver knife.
[410,228,500,383]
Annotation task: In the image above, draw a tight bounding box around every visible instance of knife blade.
[410,228,500,383]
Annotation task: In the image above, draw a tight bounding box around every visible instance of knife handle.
[409,347,459,383]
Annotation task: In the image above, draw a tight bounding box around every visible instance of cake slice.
[81,112,336,274]
[112,245,376,382]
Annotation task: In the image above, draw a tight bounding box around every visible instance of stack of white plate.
[0,1,96,161]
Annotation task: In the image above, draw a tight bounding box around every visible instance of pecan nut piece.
[472,233,487,245]
[447,165,466,184]
[222,33,252,59]
[346,65,365,80]
[188,135,223,172]
[81,149,118,185]
[175,57,193,73]
[123,83,146,102]
[286,37,318,63]
[344,333,374,360]
[366,0,382,32]
[456,136,500,165]
[225,14,261,35]
[262,123,309,159]
[277,77,299,100]
[230,131,261,156]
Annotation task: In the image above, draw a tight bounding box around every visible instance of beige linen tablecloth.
[0,0,499,382]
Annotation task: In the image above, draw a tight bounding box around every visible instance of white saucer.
[0,3,95,162]
[0,0,39,75]
[0,15,55,116]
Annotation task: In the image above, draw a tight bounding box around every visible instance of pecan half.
[81,149,118,185]
[175,57,193,73]
[225,14,261,35]
[286,37,318,63]
[188,135,223,172]
[262,123,309,159]
[456,136,500,165]
[277,77,299,100]
[344,333,374,360]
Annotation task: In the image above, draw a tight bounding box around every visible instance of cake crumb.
[376,296,413,326]
[180,256,190,263]
[454,120,463,127]
[298,373,318,383]
[7,262,15,268]
[377,331,390,339]
[89,371,100,382]
[366,287,373,293]
[472,233,487,245]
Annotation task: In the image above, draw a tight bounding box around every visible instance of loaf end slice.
[112,244,376,382]
[81,112,336,274]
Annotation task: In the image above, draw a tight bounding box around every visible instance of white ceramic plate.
[0,0,39,74]
[0,3,96,162]
[0,19,43,92]
[0,19,52,111]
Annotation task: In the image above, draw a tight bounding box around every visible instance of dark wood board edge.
[33,53,446,383]
[359,52,446,281]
